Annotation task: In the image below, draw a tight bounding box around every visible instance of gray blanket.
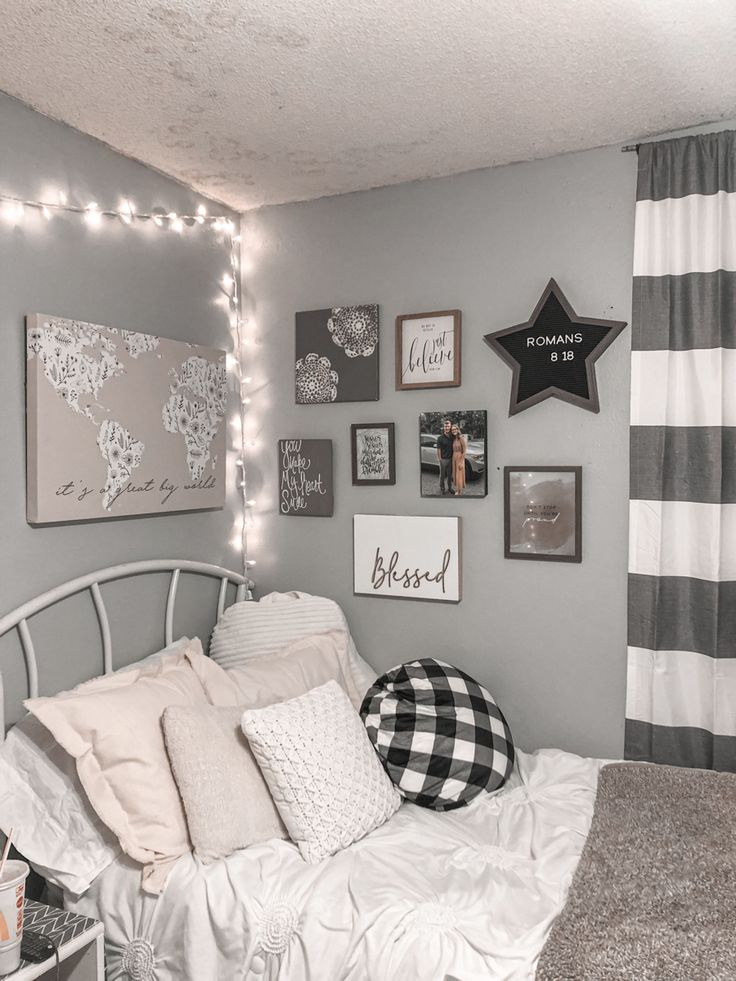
[536,762,736,981]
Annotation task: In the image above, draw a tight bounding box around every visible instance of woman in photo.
[451,423,466,496]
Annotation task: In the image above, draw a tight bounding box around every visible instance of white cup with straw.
[0,829,30,976]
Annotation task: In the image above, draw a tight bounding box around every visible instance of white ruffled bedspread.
[68,748,605,981]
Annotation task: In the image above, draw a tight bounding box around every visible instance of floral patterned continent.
[327,305,378,358]
[162,355,226,481]
[27,318,124,421]
[295,352,338,403]
[120,330,160,359]
[97,418,144,511]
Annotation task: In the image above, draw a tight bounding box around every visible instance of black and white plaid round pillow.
[360,659,514,810]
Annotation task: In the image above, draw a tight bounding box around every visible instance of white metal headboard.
[0,559,252,739]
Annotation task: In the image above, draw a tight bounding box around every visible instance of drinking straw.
[0,828,14,881]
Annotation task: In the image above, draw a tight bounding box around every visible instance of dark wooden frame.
[484,280,626,415]
[350,423,396,486]
[395,309,461,391]
[504,466,582,562]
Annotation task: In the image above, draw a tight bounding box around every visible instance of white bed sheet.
[67,748,605,981]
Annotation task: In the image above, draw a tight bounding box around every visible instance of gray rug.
[536,762,736,981]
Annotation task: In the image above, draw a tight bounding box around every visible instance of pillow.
[0,713,120,895]
[361,659,515,810]
[210,592,376,697]
[242,680,401,863]
[197,630,363,711]
[162,704,286,863]
[23,637,229,894]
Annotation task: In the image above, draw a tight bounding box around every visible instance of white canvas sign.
[26,314,227,523]
[353,514,461,603]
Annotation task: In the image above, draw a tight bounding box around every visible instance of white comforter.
[68,749,605,981]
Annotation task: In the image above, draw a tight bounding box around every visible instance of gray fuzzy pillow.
[163,704,286,863]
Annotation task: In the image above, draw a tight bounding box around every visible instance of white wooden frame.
[0,559,252,741]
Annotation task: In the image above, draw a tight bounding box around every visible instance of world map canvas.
[26,314,227,524]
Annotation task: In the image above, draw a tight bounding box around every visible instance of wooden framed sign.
[351,423,396,485]
[395,309,461,390]
[504,466,582,562]
[278,439,333,516]
[353,514,461,603]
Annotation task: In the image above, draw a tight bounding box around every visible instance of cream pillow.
[209,592,377,698]
[242,680,401,863]
[24,637,228,894]
[194,630,363,711]
[162,704,286,863]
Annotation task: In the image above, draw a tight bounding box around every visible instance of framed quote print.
[353,514,461,603]
[395,309,461,390]
[504,466,582,562]
[351,423,395,485]
[278,439,333,516]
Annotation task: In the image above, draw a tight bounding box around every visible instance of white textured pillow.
[241,680,401,863]
[210,592,376,698]
[162,704,286,863]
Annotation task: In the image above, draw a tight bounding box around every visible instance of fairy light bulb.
[85,202,101,227]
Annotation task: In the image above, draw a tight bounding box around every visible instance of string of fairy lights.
[0,189,255,580]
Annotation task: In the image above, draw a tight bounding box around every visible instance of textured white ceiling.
[1,0,735,210]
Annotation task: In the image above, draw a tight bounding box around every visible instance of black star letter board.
[484,279,626,415]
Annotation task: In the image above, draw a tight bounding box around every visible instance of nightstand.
[6,901,103,981]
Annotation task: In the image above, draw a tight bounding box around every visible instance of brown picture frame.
[504,466,582,562]
[350,423,396,485]
[395,309,461,391]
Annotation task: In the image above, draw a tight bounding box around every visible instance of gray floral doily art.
[327,305,378,358]
[295,352,338,403]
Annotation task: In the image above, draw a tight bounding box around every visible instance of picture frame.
[504,466,582,562]
[295,305,379,404]
[350,423,396,486]
[353,514,461,603]
[419,410,488,498]
[395,309,461,390]
[278,438,334,517]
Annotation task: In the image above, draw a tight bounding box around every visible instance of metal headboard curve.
[0,559,253,739]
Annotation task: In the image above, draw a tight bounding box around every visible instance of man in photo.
[437,418,454,494]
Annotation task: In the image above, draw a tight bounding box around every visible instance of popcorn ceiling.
[0,0,734,210]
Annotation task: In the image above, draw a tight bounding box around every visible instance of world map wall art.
[295,305,379,403]
[26,314,227,524]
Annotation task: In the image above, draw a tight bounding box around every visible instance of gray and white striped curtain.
[626,131,736,771]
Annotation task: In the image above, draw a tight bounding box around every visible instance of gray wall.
[0,94,240,725]
[243,144,638,759]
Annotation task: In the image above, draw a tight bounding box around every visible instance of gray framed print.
[295,305,379,403]
[504,466,582,562]
[351,423,395,486]
[26,313,227,524]
[353,514,461,603]
[396,309,461,390]
[278,439,333,516]
[419,410,487,498]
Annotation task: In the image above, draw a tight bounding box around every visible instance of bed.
[1,560,729,981]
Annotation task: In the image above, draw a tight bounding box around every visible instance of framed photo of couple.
[418,410,487,498]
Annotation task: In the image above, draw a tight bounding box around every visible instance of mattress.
[67,748,605,981]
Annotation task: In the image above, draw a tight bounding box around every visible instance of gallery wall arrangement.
[288,278,623,603]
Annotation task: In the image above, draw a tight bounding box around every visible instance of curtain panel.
[626,130,736,771]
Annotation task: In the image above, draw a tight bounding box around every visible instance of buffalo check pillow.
[360,658,514,810]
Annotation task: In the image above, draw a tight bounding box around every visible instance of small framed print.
[395,309,461,390]
[504,466,582,562]
[351,423,396,486]
[278,439,333,516]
